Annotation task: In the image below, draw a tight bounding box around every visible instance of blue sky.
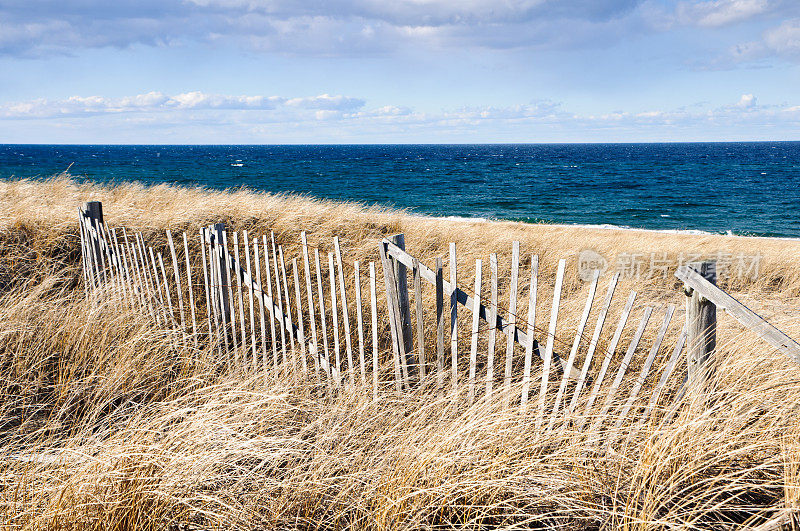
[1,0,799,143]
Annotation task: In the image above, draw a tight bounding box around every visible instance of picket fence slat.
[301,233,321,376]
[223,231,240,355]
[183,233,199,346]
[486,253,498,397]
[435,257,445,392]
[77,210,90,294]
[505,242,520,390]
[537,258,565,430]
[167,230,187,344]
[520,254,539,407]
[233,232,248,360]
[449,242,458,391]
[278,245,296,366]
[329,251,342,386]
[269,233,287,367]
[264,235,280,370]
[292,258,307,372]
[334,237,355,386]
[110,229,130,306]
[252,240,268,375]
[121,229,138,307]
[314,248,331,381]
[213,234,230,356]
[245,233,258,366]
[468,259,482,403]
[148,247,167,325]
[413,258,426,382]
[202,229,222,355]
[355,261,367,385]
[369,262,379,398]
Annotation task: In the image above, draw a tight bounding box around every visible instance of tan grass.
[1,176,800,529]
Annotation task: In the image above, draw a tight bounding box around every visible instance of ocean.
[1,143,799,238]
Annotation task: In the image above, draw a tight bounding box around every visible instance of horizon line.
[3,140,800,147]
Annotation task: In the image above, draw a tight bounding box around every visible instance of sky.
[0,0,799,143]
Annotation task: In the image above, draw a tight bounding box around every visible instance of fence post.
[213,222,231,326]
[83,201,104,272]
[83,200,104,226]
[685,261,716,394]
[389,234,414,359]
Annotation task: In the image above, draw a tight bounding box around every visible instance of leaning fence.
[78,200,800,435]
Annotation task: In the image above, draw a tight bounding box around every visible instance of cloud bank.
[2,90,797,143]
[3,0,799,72]
[0,0,739,57]
[0,92,365,119]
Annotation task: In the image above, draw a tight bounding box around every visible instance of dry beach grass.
[1,176,800,529]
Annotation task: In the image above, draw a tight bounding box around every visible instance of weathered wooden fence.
[78,200,800,433]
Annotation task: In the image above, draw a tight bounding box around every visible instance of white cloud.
[763,18,800,55]
[2,91,798,143]
[286,94,365,111]
[675,0,771,27]
[737,93,757,107]
[724,17,800,64]
[0,91,364,118]
[166,92,286,109]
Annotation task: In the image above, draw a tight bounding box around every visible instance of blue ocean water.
[1,143,799,238]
